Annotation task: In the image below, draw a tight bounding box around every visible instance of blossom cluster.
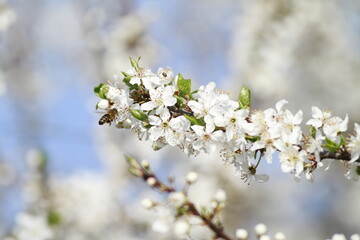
[95,58,360,182]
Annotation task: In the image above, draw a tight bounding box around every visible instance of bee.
[99,108,118,125]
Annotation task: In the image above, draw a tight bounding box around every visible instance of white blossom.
[141,198,154,209]
[306,106,332,129]
[191,116,225,154]
[235,228,248,240]
[274,232,286,240]
[174,220,190,238]
[157,67,174,84]
[279,147,306,178]
[141,85,176,111]
[186,171,198,184]
[332,234,346,240]
[128,67,161,90]
[97,99,110,110]
[254,223,267,235]
[14,213,53,240]
[323,114,349,142]
[306,130,325,162]
[168,192,187,207]
[213,189,227,203]
[351,234,360,240]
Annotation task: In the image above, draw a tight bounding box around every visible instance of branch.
[186,202,234,240]
[126,156,235,240]
[320,150,359,163]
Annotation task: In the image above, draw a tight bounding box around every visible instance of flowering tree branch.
[126,155,358,240]
[94,58,360,182]
[126,155,278,240]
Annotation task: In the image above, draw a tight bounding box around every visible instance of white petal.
[141,101,157,111]
[159,108,171,121]
[149,116,162,126]
[306,119,322,128]
[355,123,360,135]
[311,106,323,119]
[188,101,202,115]
[339,114,349,132]
[211,130,225,142]
[149,127,164,141]
[163,96,176,107]
[293,110,303,125]
[255,174,270,183]
[275,99,288,112]
[191,125,205,136]
[250,141,265,151]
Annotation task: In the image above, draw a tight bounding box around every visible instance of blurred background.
[0,0,359,239]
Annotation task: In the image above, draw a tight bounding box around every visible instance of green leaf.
[184,114,205,126]
[339,134,347,147]
[324,137,340,152]
[48,211,61,226]
[239,85,251,110]
[177,73,191,97]
[356,166,360,175]
[245,135,261,142]
[122,71,131,77]
[129,167,143,177]
[121,71,139,90]
[125,155,141,169]
[130,57,140,71]
[94,83,109,99]
[130,109,148,122]
[310,126,316,138]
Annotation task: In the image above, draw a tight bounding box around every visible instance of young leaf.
[125,155,142,169]
[94,83,109,99]
[177,73,191,97]
[130,57,140,71]
[130,109,148,122]
[174,95,184,105]
[47,211,61,226]
[310,126,316,138]
[184,114,205,126]
[239,85,251,110]
[339,134,347,147]
[245,135,261,142]
[324,137,340,152]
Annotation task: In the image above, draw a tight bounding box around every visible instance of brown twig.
[320,150,359,163]
[186,202,234,240]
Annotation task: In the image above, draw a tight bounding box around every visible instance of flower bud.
[97,99,110,110]
[174,220,190,237]
[141,198,154,209]
[214,189,227,203]
[168,192,187,207]
[210,200,218,209]
[259,235,271,240]
[141,160,150,168]
[146,177,157,186]
[254,223,267,236]
[351,234,360,240]
[186,172,198,184]
[332,234,346,240]
[274,232,286,240]
[235,228,248,240]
